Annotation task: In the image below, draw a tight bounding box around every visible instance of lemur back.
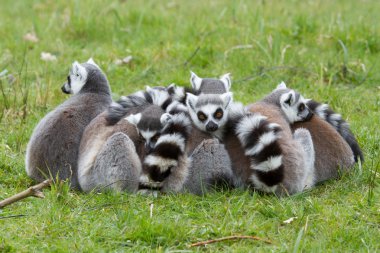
[26,59,112,189]
[272,82,363,163]
[292,116,355,183]
[255,82,356,184]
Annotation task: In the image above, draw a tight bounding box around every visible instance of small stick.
[189,235,272,247]
[0,179,52,209]
[183,46,200,66]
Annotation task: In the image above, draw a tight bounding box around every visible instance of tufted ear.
[190,71,202,91]
[281,91,296,106]
[125,113,142,126]
[220,92,233,109]
[220,73,231,91]
[87,58,100,68]
[160,113,172,125]
[276,81,287,90]
[186,93,198,112]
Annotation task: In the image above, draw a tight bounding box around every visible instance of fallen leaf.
[23,32,39,43]
[283,217,298,224]
[41,52,57,62]
[115,55,133,65]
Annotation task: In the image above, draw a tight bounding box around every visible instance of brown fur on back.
[292,116,355,183]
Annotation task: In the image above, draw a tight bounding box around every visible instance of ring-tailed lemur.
[78,85,176,192]
[122,78,235,195]
[216,99,315,195]
[26,59,112,189]
[184,73,314,195]
[260,82,356,183]
[265,82,362,162]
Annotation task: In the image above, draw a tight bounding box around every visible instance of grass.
[0,0,379,251]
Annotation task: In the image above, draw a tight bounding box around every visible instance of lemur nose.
[61,83,70,94]
[206,121,218,132]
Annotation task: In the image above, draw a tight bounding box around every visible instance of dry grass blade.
[189,235,272,247]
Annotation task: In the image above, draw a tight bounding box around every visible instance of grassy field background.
[0,0,379,252]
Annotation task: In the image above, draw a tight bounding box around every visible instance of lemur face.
[186,92,232,133]
[61,58,99,95]
[126,111,172,152]
[280,90,313,123]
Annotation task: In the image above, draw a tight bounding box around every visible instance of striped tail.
[306,100,364,162]
[141,113,192,192]
[106,85,187,125]
[232,108,284,193]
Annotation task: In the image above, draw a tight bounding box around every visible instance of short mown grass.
[0,0,379,252]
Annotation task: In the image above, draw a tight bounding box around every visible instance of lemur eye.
[197,112,207,122]
[151,134,160,143]
[284,95,292,106]
[214,108,223,119]
[298,103,305,111]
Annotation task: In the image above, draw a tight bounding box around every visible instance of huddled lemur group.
[26,59,363,196]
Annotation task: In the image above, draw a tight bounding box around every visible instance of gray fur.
[182,139,235,195]
[26,60,112,189]
[79,132,141,192]
[77,106,160,192]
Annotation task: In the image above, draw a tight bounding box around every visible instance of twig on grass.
[189,235,272,247]
[0,214,27,219]
[0,179,52,209]
[183,46,200,67]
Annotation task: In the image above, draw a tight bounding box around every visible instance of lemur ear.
[220,73,231,91]
[125,113,142,126]
[167,83,176,89]
[160,113,172,125]
[87,58,100,68]
[281,91,295,106]
[276,81,287,90]
[186,93,198,111]
[220,92,233,109]
[190,71,202,91]
[145,85,154,93]
[71,61,87,79]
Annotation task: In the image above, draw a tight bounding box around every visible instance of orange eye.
[214,109,223,119]
[197,112,207,122]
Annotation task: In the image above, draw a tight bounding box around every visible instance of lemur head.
[190,71,231,94]
[126,105,172,152]
[186,92,233,135]
[61,58,110,95]
[275,82,313,123]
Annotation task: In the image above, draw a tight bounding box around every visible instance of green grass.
[0,0,379,252]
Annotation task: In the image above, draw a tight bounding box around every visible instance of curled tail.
[140,113,192,192]
[306,99,364,162]
[105,85,187,125]
[231,105,284,193]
